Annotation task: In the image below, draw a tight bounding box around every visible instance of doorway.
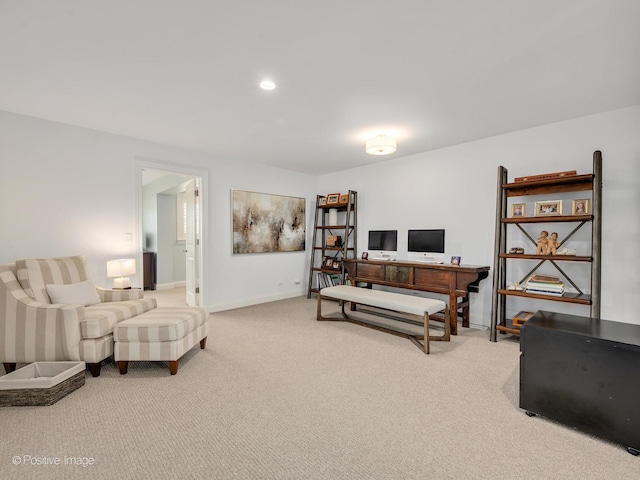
[135,160,207,307]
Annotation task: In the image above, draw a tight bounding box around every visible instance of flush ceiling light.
[259,80,276,90]
[365,134,397,155]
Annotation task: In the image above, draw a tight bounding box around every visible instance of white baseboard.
[208,289,306,313]
[156,281,186,290]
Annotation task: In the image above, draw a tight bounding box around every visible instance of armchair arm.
[96,287,144,302]
[0,290,83,363]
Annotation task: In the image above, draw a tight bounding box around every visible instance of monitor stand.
[409,253,445,264]
[370,253,396,261]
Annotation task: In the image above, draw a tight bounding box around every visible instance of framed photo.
[332,260,340,269]
[324,258,334,268]
[326,193,340,205]
[572,199,590,215]
[510,203,526,217]
[339,193,349,204]
[534,200,563,216]
[450,256,461,265]
[361,251,369,260]
[318,196,327,206]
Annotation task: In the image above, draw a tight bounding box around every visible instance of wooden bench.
[317,285,450,354]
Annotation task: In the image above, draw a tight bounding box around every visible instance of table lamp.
[107,258,136,289]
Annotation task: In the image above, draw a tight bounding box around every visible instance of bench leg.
[87,362,102,377]
[168,361,178,375]
[423,312,430,354]
[3,363,16,374]
[317,294,349,322]
[428,307,451,343]
[117,361,128,375]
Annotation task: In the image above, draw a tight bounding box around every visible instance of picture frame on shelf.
[572,199,590,215]
[326,193,341,205]
[332,260,340,269]
[318,196,327,206]
[510,203,526,217]
[361,251,369,260]
[324,258,334,268]
[450,256,461,265]
[534,200,563,216]
[338,193,349,204]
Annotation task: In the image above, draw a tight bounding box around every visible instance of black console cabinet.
[520,310,640,454]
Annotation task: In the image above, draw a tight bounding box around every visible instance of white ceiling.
[1,1,639,175]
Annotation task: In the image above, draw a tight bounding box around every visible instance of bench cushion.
[320,285,446,316]
[114,306,208,343]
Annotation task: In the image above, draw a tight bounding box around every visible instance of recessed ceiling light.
[260,80,276,90]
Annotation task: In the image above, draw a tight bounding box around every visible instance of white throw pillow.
[46,280,101,307]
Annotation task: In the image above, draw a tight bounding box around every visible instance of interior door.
[185,179,199,306]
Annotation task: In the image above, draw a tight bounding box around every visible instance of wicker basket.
[0,361,85,407]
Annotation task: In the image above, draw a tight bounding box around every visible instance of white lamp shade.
[366,135,397,155]
[107,259,136,277]
[107,259,135,289]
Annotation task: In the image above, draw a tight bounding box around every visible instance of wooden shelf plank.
[498,253,592,262]
[502,214,592,223]
[497,289,591,305]
[504,174,594,197]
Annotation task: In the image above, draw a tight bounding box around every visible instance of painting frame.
[572,199,590,215]
[534,200,563,216]
[231,190,306,254]
[510,203,526,217]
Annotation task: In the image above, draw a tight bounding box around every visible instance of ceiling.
[1,1,639,175]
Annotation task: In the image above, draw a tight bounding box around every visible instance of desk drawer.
[414,269,451,289]
[356,263,385,281]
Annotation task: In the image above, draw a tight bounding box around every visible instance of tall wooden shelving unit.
[306,190,357,297]
[490,151,602,341]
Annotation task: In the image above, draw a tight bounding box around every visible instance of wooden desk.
[342,259,490,335]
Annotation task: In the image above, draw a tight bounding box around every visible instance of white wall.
[317,106,640,326]
[2,106,638,324]
[0,110,316,310]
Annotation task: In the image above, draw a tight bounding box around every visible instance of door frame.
[134,158,208,307]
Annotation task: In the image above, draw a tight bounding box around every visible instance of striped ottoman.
[114,307,209,375]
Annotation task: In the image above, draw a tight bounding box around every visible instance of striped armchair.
[0,256,156,377]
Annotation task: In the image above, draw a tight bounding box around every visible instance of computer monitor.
[367,230,398,260]
[407,229,445,263]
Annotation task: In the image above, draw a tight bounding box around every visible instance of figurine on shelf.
[545,232,561,255]
[535,230,549,255]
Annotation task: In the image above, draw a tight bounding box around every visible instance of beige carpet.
[0,294,637,480]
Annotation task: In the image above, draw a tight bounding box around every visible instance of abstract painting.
[232,190,305,254]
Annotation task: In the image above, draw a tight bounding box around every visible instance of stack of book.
[525,274,564,296]
[317,272,342,289]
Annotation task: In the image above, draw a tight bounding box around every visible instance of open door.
[185,179,199,306]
